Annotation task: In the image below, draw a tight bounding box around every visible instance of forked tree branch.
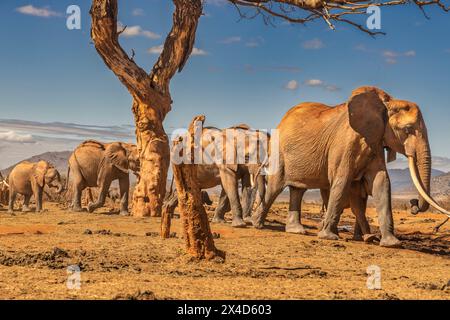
[91,0,203,117]
[90,0,153,102]
[150,0,203,95]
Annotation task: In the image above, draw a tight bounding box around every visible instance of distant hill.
[389,168,445,193]
[1,151,449,198]
[1,151,71,177]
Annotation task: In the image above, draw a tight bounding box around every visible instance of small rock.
[212,232,220,239]
[145,232,159,237]
[83,229,93,235]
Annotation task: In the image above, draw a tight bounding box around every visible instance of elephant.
[170,124,268,227]
[253,86,449,247]
[67,140,140,215]
[8,160,63,213]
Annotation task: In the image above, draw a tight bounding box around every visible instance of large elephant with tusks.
[67,140,140,215]
[253,86,450,247]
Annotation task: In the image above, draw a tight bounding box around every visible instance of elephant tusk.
[2,180,9,188]
[250,174,255,188]
[408,156,450,218]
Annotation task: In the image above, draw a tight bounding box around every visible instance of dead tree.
[171,115,224,259]
[90,0,202,218]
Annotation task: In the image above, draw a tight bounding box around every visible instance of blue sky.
[0,0,449,167]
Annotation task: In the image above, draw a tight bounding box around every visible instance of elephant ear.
[348,91,387,147]
[33,161,48,188]
[102,143,129,174]
[386,147,397,163]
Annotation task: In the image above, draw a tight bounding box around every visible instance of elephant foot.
[119,210,130,216]
[252,217,265,229]
[285,223,307,235]
[7,209,14,214]
[71,206,85,213]
[87,203,96,213]
[363,234,379,243]
[211,216,226,224]
[22,206,31,213]
[243,216,253,224]
[318,229,340,240]
[231,217,247,228]
[380,235,402,248]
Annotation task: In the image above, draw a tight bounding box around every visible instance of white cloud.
[284,80,299,91]
[304,79,324,87]
[117,22,160,39]
[148,45,208,56]
[245,36,265,48]
[0,131,34,143]
[302,38,324,50]
[191,48,209,56]
[302,79,340,91]
[16,5,61,18]
[132,8,145,16]
[382,50,416,64]
[148,45,164,55]
[219,36,241,44]
[325,85,340,92]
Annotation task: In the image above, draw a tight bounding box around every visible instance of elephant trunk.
[415,136,431,212]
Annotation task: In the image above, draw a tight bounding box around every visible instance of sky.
[0,0,449,169]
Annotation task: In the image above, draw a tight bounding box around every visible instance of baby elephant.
[8,160,63,213]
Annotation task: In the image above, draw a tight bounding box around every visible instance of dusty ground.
[0,200,449,300]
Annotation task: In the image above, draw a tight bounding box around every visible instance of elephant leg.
[22,194,32,212]
[252,171,285,229]
[71,175,85,212]
[220,170,246,228]
[366,167,401,247]
[34,188,43,212]
[318,174,351,240]
[320,189,329,216]
[163,192,179,218]
[8,190,17,213]
[118,177,130,216]
[349,186,371,241]
[285,187,307,234]
[88,177,111,213]
[212,188,229,223]
[241,173,253,222]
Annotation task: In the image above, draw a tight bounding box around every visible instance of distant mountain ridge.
[1,151,450,198]
[1,151,71,177]
[389,168,445,192]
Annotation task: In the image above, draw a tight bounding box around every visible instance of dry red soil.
[0,201,448,300]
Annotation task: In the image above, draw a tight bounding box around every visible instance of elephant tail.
[251,156,269,188]
[65,165,71,191]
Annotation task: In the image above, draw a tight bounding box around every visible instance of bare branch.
[90,0,154,102]
[150,0,203,95]
[228,0,450,34]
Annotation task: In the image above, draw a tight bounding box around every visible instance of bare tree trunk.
[90,0,202,218]
[172,116,224,260]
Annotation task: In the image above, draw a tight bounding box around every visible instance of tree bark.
[172,116,224,260]
[90,0,202,217]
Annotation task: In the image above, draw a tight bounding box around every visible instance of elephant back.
[77,140,106,150]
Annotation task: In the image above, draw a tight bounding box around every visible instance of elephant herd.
[2,86,449,248]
